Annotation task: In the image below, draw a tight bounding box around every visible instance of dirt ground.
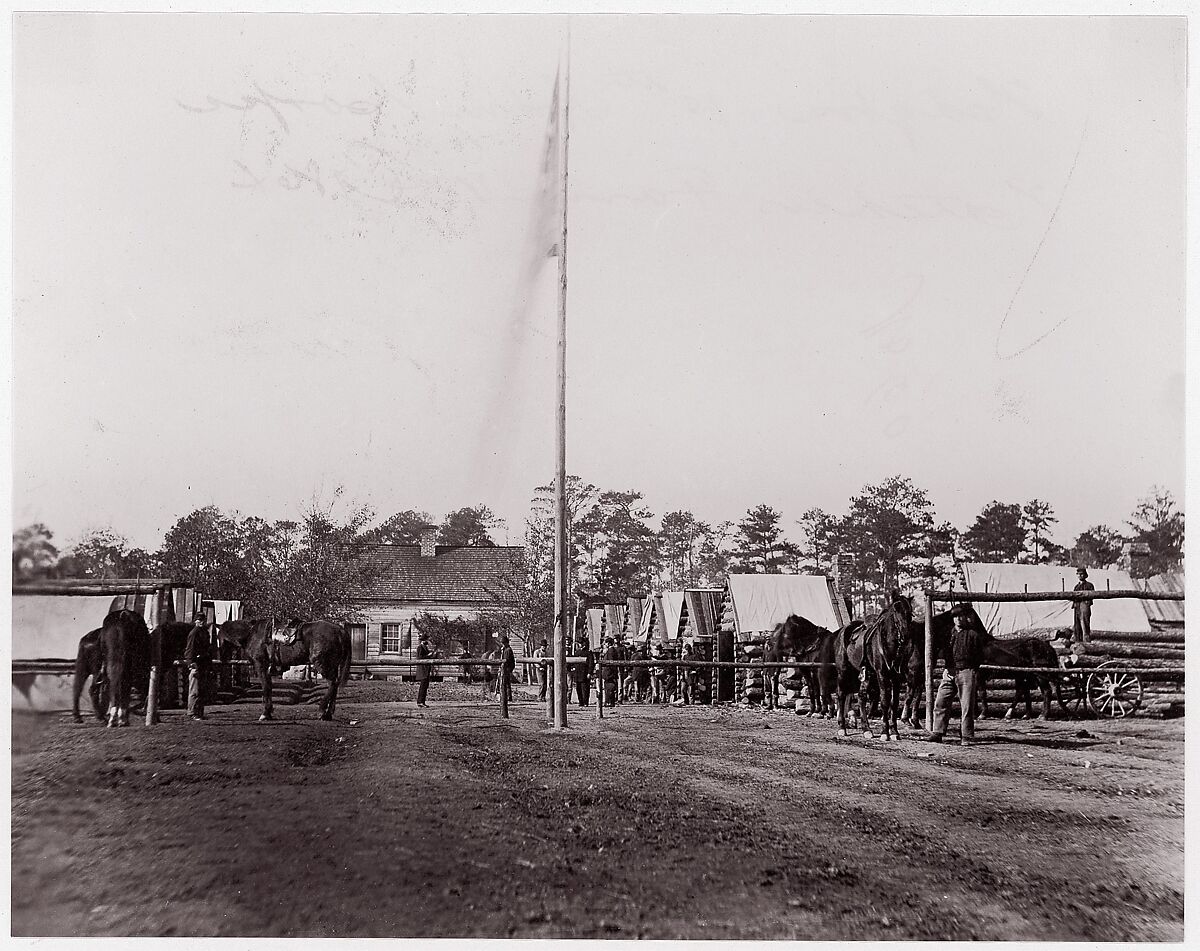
[10,680,1185,940]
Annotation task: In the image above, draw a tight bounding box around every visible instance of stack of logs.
[737,638,766,705]
[969,627,1183,719]
[1061,626,1184,718]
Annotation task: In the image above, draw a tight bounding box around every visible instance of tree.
[731,504,800,574]
[439,504,500,547]
[795,508,842,574]
[59,527,149,580]
[842,476,937,596]
[1021,499,1059,564]
[1126,487,1184,577]
[363,509,435,545]
[961,502,1026,563]
[695,520,734,587]
[659,510,716,588]
[12,523,59,579]
[270,494,381,622]
[474,548,543,656]
[1070,525,1126,569]
[412,611,494,657]
[158,506,248,597]
[574,490,660,598]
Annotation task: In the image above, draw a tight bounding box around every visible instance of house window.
[381,623,402,653]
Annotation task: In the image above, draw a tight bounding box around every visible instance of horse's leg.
[259,659,274,721]
[878,672,894,741]
[106,652,124,728]
[321,676,338,721]
[857,670,873,738]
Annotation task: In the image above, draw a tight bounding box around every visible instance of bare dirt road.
[11,682,1184,940]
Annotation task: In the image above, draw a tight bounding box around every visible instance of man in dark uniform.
[1073,568,1095,648]
[569,636,592,706]
[533,638,549,701]
[184,612,211,721]
[499,635,516,702]
[415,629,433,707]
[601,636,621,707]
[680,642,698,705]
[926,604,988,746]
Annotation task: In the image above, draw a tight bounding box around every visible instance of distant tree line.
[13,481,1183,624]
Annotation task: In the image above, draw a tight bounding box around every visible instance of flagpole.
[552,35,572,731]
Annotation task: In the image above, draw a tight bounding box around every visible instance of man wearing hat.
[415,629,433,707]
[601,636,621,707]
[927,603,988,745]
[499,634,516,703]
[569,636,593,706]
[533,638,549,701]
[184,611,212,721]
[1073,568,1095,648]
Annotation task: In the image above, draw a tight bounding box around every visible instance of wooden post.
[145,665,159,726]
[596,657,604,719]
[499,664,510,719]
[923,591,934,733]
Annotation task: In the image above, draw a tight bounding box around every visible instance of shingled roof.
[350,544,525,603]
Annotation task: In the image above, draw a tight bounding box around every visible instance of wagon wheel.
[1055,667,1089,719]
[1086,662,1143,719]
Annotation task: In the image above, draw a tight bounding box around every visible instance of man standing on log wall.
[1073,568,1095,648]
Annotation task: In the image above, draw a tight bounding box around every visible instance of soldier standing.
[1073,568,1095,648]
[415,629,433,707]
[533,639,549,701]
[185,612,211,721]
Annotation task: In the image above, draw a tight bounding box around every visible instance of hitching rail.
[923,587,1186,732]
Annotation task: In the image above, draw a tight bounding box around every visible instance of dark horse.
[766,615,837,715]
[977,636,1071,720]
[72,627,107,723]
[100,609,152,728]
[834,593,913,741]
[219,619,352,721]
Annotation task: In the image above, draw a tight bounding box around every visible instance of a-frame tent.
[720,573,847,641]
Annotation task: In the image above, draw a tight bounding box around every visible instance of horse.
[218,619,352,721]
[977,636,1071,720]
[834,593,913,741]
[71,627,107,723]
[100,609,152,728]
[765,615,837,715]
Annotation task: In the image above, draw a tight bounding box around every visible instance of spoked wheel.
[1087,662,1143,719]
[1056,667,1089,719]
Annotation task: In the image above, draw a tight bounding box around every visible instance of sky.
[11,12,1187,554]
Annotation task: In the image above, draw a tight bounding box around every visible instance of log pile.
[968,626,1185,719]
[1064,626,1184,718]
[736,638,765,705]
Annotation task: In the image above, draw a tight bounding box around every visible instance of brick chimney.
[831,551,855,620]
[1121,541,1151,579]
[419,525,439,559]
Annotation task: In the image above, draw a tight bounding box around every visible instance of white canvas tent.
[722,573,846,638]
[960,563,1152,637]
